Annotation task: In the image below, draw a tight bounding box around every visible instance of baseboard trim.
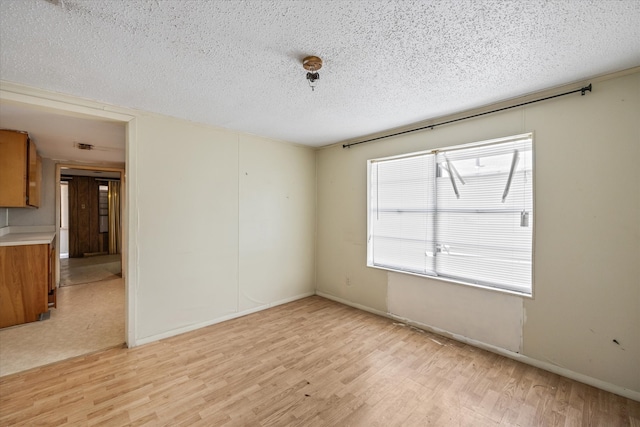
[315,291,640,402]
[135,291,315,346]
[315,291,388,318]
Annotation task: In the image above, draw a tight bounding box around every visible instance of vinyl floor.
[0,278,125,377]
[1,296,638,426]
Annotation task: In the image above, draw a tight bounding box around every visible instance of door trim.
[1,83,137,348]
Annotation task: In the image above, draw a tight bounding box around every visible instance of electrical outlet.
[346,277,351,286]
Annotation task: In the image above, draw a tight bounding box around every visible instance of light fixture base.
[302,56,322,72]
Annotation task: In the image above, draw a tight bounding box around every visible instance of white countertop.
[0,226,56,247]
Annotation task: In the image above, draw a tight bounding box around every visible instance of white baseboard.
[134,291,315,347]
[315,291,388,318]
[315,291,640,402]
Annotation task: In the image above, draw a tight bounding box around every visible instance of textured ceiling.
[1,0,639,148]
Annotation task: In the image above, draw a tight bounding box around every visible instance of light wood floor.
[1,296,638,426]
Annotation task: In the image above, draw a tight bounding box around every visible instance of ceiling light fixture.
[303,56,322,91]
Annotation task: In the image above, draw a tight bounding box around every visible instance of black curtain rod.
[342,84,592,149]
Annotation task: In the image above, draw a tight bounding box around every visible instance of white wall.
[316,71,640,394]
[133,115,316,342]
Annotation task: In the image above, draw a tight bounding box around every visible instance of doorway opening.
[0,90,136,376]
[58,168,123,287]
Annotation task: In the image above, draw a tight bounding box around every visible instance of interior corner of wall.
[520,303,526,354]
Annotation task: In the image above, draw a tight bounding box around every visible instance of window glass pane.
[370,154,436,275]
[368,134,533,295]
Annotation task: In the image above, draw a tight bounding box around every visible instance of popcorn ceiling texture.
[1,0,639,147]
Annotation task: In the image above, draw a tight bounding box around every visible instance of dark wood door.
[68,176,106,258]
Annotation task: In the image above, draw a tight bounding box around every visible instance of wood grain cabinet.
[0,238,56,328]
[0,129,41,208]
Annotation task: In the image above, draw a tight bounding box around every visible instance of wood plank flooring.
[1,296,638,426]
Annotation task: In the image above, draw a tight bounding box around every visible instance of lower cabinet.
[48,242,57,308]
[0,240,56,328]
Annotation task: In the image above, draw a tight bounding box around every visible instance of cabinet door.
[0,130,28,207]
[28,149,41,208]
[0,244,49,328]
[48,240,57,308]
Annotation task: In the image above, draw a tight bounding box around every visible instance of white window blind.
[368,133,534,295]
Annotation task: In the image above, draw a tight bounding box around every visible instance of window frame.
[366,133,535,297]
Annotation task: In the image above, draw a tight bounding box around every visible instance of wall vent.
[76,143,94,150]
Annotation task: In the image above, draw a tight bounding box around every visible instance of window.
[99,185,109,233]
[367,133,534,295]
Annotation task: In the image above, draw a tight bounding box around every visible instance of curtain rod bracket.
[581,84,592,96]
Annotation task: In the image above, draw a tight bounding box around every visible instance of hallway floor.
[60,254,122,286]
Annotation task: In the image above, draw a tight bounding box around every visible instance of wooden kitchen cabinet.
[0,238,56,328]
[0,129,41,207]
[48,238,57,308]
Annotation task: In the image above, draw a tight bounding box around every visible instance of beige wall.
[238,134,316,311]
[522,73,639,393]
[132,115,316,342]
[316,72,640,394]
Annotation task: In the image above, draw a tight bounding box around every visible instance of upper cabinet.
[0,129,41,208]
